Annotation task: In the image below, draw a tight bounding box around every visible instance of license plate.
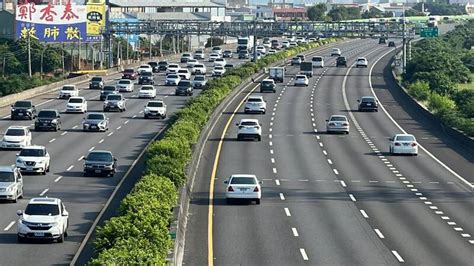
[91,126,97,129]
[239,188,249,192]
[95,169,102,173]
[27,167,33,171]
[43,123,48,126]
[34,232,45,237]
[403,143,409,146]
[18,113,24,116]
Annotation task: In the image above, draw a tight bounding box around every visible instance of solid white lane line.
[279,193,285,200]
[89,147,95,151]
[391,250,405,263]
[284,208,291,217]
[300,248,309,261]
[61,131,68,136]
[49,138,56,143]
[349,194,356,202]
[275,179,280,186]
[360,209,369,218]
[4,221,15,231]
[108,132,114,136]
[78,156,84,161]
[66,165,74,171]
[54,176,63,183]
[98,139,104,143]
[39,188,49,196]
[292,228,299,237]
[374,229,385,239]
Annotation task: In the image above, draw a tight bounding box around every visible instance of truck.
[269,67,285,83]
[300,62,313,77]
[237,36,254,53]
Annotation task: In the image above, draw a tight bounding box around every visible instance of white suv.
[0,166,23,203]
[17,197,69,243]
[16,146,50,175]
[144,100,167,119]
[236,119,262,141]
[66,97,87,113]
[1,126,32,149]
[244,95,266,114]
[58,85,78,99]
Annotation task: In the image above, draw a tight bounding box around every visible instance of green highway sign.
[420,27,439,37]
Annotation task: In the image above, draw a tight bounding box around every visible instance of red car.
[122,68,138,80]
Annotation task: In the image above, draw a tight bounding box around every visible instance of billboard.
[15,0,106,42]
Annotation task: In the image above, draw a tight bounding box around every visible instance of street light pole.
[27,31,32,78]
[402,4,407,74]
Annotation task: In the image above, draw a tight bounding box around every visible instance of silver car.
[103,94,126,112]
[83,113,109,132]
[326,115,350,134]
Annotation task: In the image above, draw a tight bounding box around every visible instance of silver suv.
[0,166,23,203]
[103,94,126,112]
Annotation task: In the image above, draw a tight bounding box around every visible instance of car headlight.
[16,158,23,164]
[104,101,109,105]
[51,119,57,124]
[11,108,15,111]
[144,108,150,113]
[83,122,90,126]
[7,186,13,192]
[99,121,106,126]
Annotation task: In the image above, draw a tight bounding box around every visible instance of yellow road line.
[207,80,262,266]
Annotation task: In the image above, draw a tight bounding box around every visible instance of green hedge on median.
[89,38,340,265]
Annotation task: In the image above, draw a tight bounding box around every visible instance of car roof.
[0,165,15,172]
[63,84,76,87]
[330,115,347,119]
[361,96,375,100]
[240,118,259,123]
[38,109,58,112]
[118,79,131,82]
[141,85,154,88]
[29,197,60,205]
[248,95,263,99]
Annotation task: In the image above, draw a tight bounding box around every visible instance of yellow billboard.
[86,0,106,36]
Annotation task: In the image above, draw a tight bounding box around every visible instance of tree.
[307,4,327,21]
[327,6,361,21]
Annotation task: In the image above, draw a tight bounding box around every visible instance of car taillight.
[228,186,234,192]
[253,186,259,192]
[394,142,401,146]
[411,143,417,147]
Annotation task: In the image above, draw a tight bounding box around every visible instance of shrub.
[428,92,456,113]
[407,80,430,101]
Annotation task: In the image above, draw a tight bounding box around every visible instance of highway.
[0,50,244,265]
[183,38,474,265]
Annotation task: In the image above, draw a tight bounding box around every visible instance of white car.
[0,166,23,203]
[208,53,220,62]
[177,69,191,80]
[186,59,199,68]
[192,64,207,75]
[17,197,69,243]
[281,41,290,48]
[256,45,266,54]
[192,75,207,89]
[58,85,78,99]
[244,95,266,114]
[331,48,342,56]
[389,134,418,155]
[137,64,153,74]
[212,46,223,55]
[180,53,193,63]
[294,75,309,86]
[116,79,134,92]
[225,174,262,204]
[165,74,181,86]
[16,146,50,175]
[326,115,350,134]
[212,66,226,76]
[236,119,262,141]
[138,85,156,98]
[356,57,368,68]
[312,56,324,68]
[194,50,205,60]
[1,126,32,149]
[166,64,180,74]
[144,100,167,119]
[66,97,87,113]
[213,58,227,67]
[296,37,306,43]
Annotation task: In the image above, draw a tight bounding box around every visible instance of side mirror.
[259,123,262,126]
[11,104,13,107]
[114,158,117,161]
[357,100,360,102]
[17,210,23,216]
[259,181,263,184]
[235,123,239,126]
[224,180,228,184]
[57,115,61,118]
[325,119,329,122]
[16,153,19,156]
[62,210,69,217]
[82,157,86,160]
[32,105,35,108]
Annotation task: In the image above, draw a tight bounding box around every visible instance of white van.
[312,56,324,68]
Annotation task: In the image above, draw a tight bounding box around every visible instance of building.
[0,0,14,39]
[273,6,307,20]
[228,0,248,8]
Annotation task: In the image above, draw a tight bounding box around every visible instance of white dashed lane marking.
[4,221,15,231]
[39,188,49,196]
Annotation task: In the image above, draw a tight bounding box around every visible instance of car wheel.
[57,233,64,243]
[144,114,148,119]
[46,165,50,172]
[226,198,232,204]
[42,169,46,175]
[12,192,17,203]
[19,189,23,199]
[17,235,25,243]
[84,172,89,177]
[237,135,242,141]
[64,228,68,237]
[256,199,261,205]
[257,136,262,141]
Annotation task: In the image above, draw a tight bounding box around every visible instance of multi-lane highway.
[0,49,246,265]
[184,38,474,265]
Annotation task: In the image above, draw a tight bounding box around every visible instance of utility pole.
[402,5,407,74]
[61,43,65,76]
[126,33,129,63]
[99,31,104,69]
[108,34,113,68]
[78,34,81,71]
[159,35,163,57]
[27,30,32,78]
[253,19,257,62]
[149,33,152,59]
[40,47,44,79]
[117,39,120,65]
[2,56,5,78]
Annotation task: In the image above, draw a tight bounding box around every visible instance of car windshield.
[0,172,14,182]
[169,64,179,68]
[212,47,220,51]
[215,67,224,70]
[141,87,153,91]
[183,54,191,57]
[118,80,131,84]
[62,86,75,91]
[358,58,366,61]
[211,54,218,57]
[292,57,300,61]
[87,152,113,162]
[87,114,105,120]
[103,86,115,91]
[69,98,83,103]
[313,57,322,62]
[216,59,224,62]
[140,65,150,69]
[38,111,57,118]
[91,77,102,82]
[5,129,25,136]
[396,136,415,141]
[231,177,257,185]
[107,95,122,101]
[178,70,188,73]
[25,204,59,216]
[248,98,262,102]
[148,62,157,66]
[330,117,347,122]
[361,98,375,102]
[195,51,203,54]
[20,148,45,157]
[194,64,204,68]
[14,101,32,108]
[148,102,163,107]
[124,69,134,73]
[262,81,273,86]
[141,72,152,77]
[167,75,178,79]
[241,121,258,126]
[178,81,191,86]
[338,57,346,61]
[296,76,306,79]
[194,76,205,81]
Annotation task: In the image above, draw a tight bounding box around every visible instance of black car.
[336,56,347,67]
[175,80,193,96]
[11,101,36,120]
[379,37,387,44]
[148,61,159,73]
[89,76,104,89]
[238,51,249,59]
[388,41,396,47]
[138,72,155,85]
[34,109,61,131]
[224,64,235,70]
[357,96,378,112]
[83,150,117,177]
[158,61,168,71]
[100,85,118,101]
